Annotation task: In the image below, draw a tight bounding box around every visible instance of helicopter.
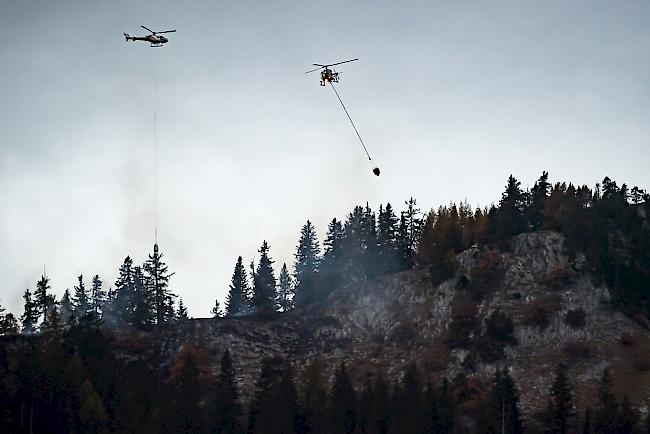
[124,26,176,47]
[305,59,358,86]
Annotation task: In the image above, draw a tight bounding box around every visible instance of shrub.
[521,296,562,329]
[542,262,576,290]
[564,308,586,329]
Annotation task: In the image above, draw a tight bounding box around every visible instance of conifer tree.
[329,363,357,434]
[403,197,423,262]
[143,244,176,324]
[20,288,38,333]
[549,364,575,434]
[497,175,528,238]
[593,369,618,433]
[438,378,455,434]
[251,241,276,313]
[393,363,425,434]
[176,298,189,320]
[90,274,105,321]
[131,266,152,327]
[299,357,328,434]
[72,274,90,321]
[276,263,294,311]
[342,205,368,284]
[114,256,135,325]
[34,274,51,323]
[211,299,223,318]
[377,203,399,273]
[167,346,206,433]
[483,368,524,434]
[293,221,321,306]
[59,288,74,324]
[213,350,240,434]
[369,374,391,434]
[361,203,379,278]
[1,312,19,335]
[529,171,551,229]
[357,378,373,434]
[319,218,345,297]
[617,394,638,434]
[583,407,592,434]
[226,256,250,316]
[248,357,297,434]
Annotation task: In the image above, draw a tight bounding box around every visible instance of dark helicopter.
[305,59,358,86]
[124,26,176,47]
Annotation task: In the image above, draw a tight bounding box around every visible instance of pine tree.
[114,256,135,325]
[482,367,524,434]
[167,346,206,433]
[72,274,91,321]
[20,288,38,333]
[393,363,425,434]
[594,369,618,434]
[276,263,294,311]
[1,312,19,335]
[213,350,240,434]
[59,288,74,324]
[176,298,189,320]
[251,241,277,313]
[90,274,105,321]
[293,221,321,306]
[357,377,373,434]
[248,357,297,434]
[299,357,329,434]
[329,363,357,434]
[211,299,223,318]
[342,205,368,285]
[361,203,379,279]
[369,374,391,434]
[226,256,250,316]
[497,175,528,238]
[34,274,51,323]
[319,218,345,297]
[529,171,551,229]
[131,266,152,327]
[377,203,399,273]
[550,364,575,434]
[403,197,423,263]
[143,243,176,324]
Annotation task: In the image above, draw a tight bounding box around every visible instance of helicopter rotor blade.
[141,25,155,34]
[305,66,324,74]
[327,58,359,67]
[312,64,326,67]
[157,30,176,34]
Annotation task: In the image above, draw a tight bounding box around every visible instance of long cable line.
[330,81,372,161]
[153,48,158,244]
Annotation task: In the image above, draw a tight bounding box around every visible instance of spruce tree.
[251,241,276,313]
[176,298,189,320]
[131,266,152,327]
[20,288,38,333]
[213,350,240,434]
[377,203,399,273]
[59,288,74,324]
[369,374,391,434]
[438,378,455,434]
[226,256,250,316]
[529,171,551,229]
[393,363,425,434]
[583,407,592,434]
[34,274,51,323]
[550,364,575,434]
[357,378,373,434]
[1,312,19,335]
[90,274,105,321]
[293,221,320,306]
[143,244,175,324]
[167,346,205,433]
[497,175,528,238]
[248,357,297,434]
[299,357,328,434]
[617,394,638,434]
[403,197,423,263]
[483,367,524,434]
[72,274,90,321]
[319,218,345,297]
[114,256,135,325]
[211,299,223,318]
[276,263,294,311]
[329,363,357,434]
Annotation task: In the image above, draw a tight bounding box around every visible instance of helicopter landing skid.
[150,44,163,48]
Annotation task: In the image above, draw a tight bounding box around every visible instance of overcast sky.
[1,0,649,318]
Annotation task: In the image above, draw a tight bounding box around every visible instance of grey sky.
[1,0,649,317]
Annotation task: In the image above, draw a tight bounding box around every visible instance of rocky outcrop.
[113,231,650,415]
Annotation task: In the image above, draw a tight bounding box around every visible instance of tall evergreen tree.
[583,407,592,434]
[617,394,638,434]
[34,274,51,323]
[226,256,250,316]
[369,374,391,434]
[167,346,206,433]
[293,221,321,306]
[299,357,329,434]
[90,274,105,321]
[329,363,357,434]
[276,263,294,311]
[143,244,175,324]
[377,203,399,273]
[59,288,74,324]
[403,197,423,264]
[72,275,90,321]
[497,175,528,238]
[438,378,455,434]
[20,288,38,333]
[131,266,152,327]
[392,363,425,434]
[549,364,575,434]
[482,367,524,434]
[319,218,345,297]
[213,350,240,434]
[114,256,135,325]
[529,171,551,229]
[251,241,276,313]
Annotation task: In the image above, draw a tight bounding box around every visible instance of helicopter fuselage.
[124,33,168,46]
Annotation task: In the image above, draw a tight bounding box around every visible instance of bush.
[521,296,562,329]
[564,308,586,329]
[542,262,576,290]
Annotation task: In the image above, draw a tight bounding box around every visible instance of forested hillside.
[1,172,649,433]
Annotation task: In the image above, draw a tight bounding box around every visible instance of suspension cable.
[330,81,372,161]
